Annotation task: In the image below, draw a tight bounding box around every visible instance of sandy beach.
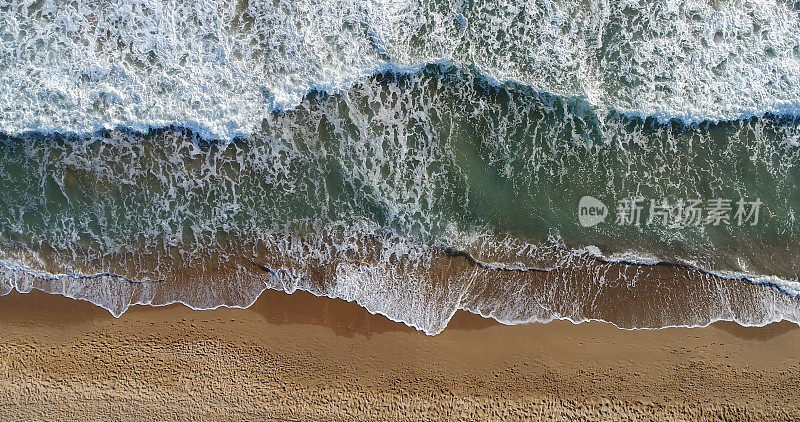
[0,289,798,421]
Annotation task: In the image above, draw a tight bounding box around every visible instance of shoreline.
[5,285,800,335]
[4,240,799,335]
[1,289,798,420]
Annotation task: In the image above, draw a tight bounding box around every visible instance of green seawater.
[0,66,797,283]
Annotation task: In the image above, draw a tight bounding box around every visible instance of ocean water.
[0,0,798,334]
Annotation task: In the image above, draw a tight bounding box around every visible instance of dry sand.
[0,289,798,421]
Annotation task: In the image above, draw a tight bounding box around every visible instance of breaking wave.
[2,0,800,139]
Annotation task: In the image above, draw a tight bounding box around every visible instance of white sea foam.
[580,246,800,298]
[3,242,799,335]
[1,0,800,140]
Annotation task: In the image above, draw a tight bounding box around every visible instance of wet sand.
[0,289,798,420]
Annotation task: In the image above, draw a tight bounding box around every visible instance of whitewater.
[0,0,799,335]
[2,0,800,139]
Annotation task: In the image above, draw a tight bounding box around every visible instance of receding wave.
[2,244,799,335]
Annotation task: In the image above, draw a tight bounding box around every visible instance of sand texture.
[0,289,798,421]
